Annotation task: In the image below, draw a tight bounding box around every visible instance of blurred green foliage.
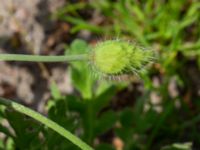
[0,0,200,150]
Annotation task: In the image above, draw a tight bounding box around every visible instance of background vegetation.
[0,0,200,149]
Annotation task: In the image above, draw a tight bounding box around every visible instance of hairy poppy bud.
[89,40,154,78]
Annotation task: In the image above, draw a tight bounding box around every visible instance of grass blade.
[0,97,93,150]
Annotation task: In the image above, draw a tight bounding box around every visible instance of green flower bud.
[89,40,154,78]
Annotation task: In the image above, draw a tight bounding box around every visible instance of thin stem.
[0,54,88,62]
[0,97,93,150]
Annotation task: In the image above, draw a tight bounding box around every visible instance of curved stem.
[0,97,93,150]
[0,54,88,62]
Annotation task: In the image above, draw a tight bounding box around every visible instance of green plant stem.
[0,54,88,62]
[85,102,94,144]
[0,97,93,150]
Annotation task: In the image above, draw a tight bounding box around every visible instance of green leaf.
[94,111,117,137]
[161,142,192,150]
[68,39,95,99]
[5,109,42,149]
[119,108,134,127]
[50,82,62,100]
[93,86,117,113]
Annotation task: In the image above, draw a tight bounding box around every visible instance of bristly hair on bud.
[88,39,155,80]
